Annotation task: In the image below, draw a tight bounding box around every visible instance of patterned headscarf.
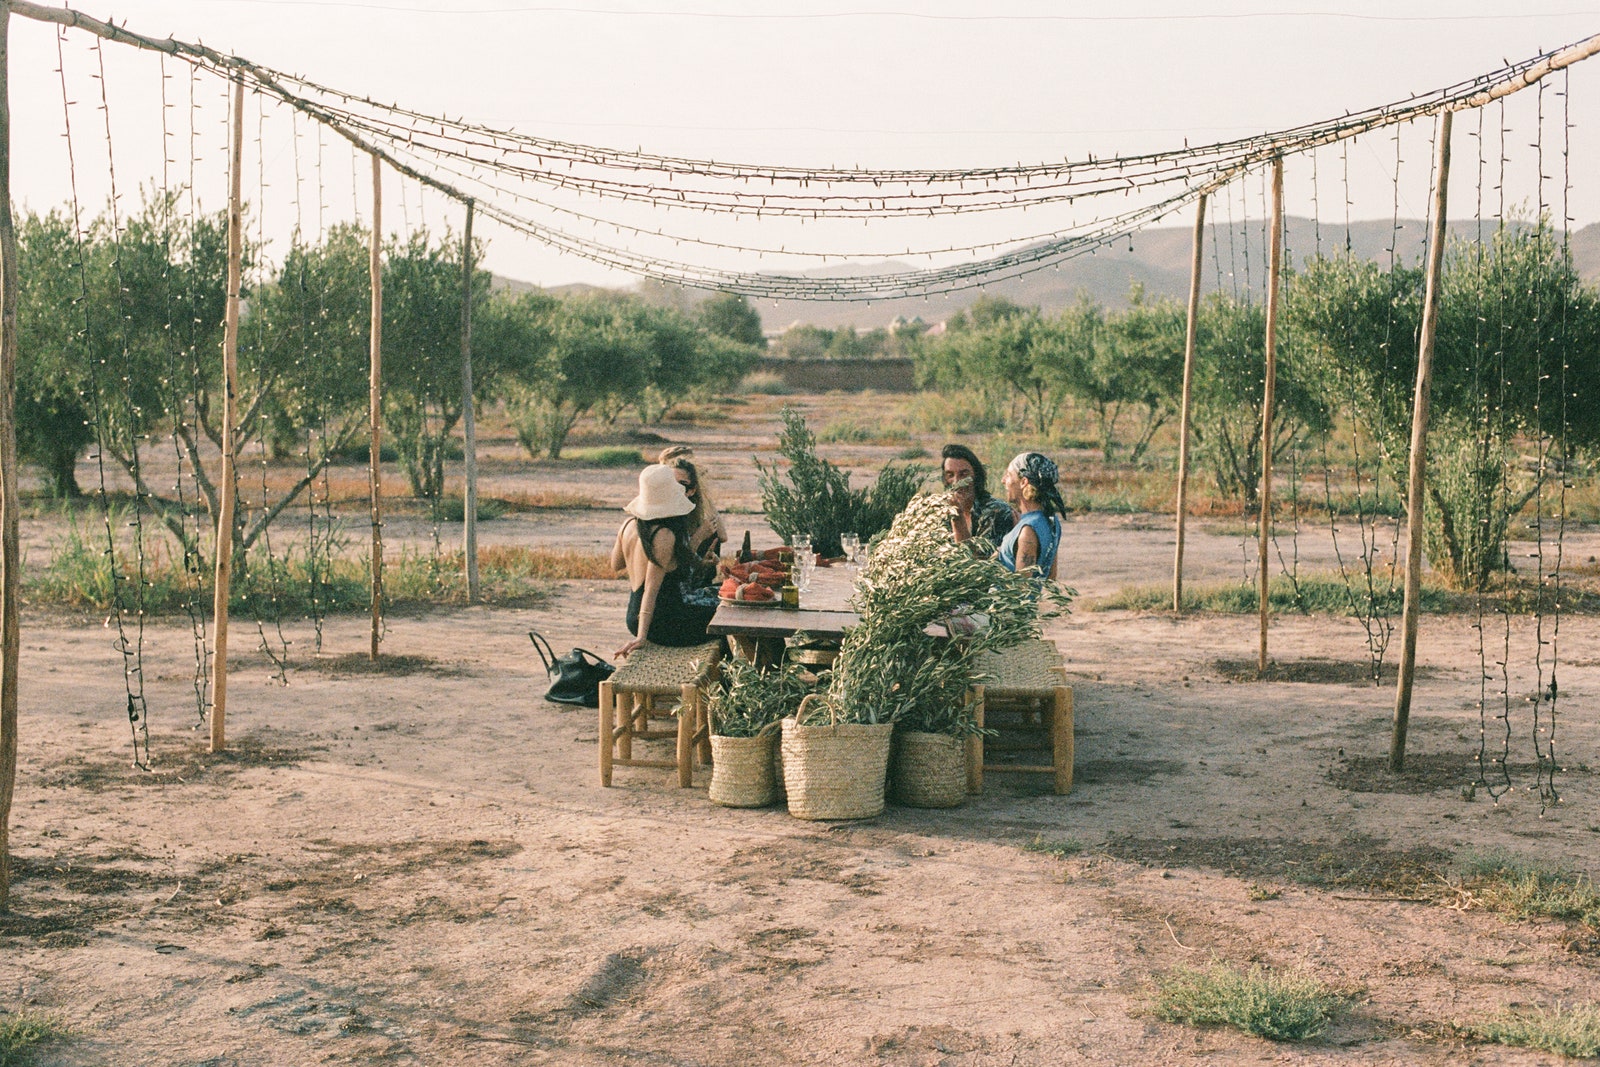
[1008,452,1066,517]
[1009,451,1057,487]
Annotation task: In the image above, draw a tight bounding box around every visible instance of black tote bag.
[529,630,615,708]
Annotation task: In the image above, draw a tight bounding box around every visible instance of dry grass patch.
[475,545,617,580]
[1449,854,1600,930]
[1150,963,1350,1042]
[494,488,605,510]
[1470,1002,1600,1058]
[0,1009,70,1066]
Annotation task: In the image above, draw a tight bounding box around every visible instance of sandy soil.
[4,393,1599,1066]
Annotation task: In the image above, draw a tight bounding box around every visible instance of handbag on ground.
[529,630,615,707]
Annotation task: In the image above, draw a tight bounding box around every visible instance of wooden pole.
[1257,159,1284,676]
[0,1,23,910]
[1172,193,1207,613]
[368,154,384,661]
[460,200,479,603]
[208,78,245,753]
[1392,109,1454,772]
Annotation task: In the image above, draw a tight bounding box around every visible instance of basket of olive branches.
[706,659,812,808]
[889,701,976,808]
[782,693,896,820]
[832,491,1073,807]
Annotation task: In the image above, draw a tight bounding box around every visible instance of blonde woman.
[658,445,727,571]
[611,464,717,657]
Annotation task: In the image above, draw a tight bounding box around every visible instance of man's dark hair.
[940,443,990,502]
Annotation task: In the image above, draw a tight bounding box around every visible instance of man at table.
[941,443,1015,549]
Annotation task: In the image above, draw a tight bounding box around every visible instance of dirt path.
[4,393,1598,1065]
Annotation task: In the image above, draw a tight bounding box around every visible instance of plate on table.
[719,596,783,608]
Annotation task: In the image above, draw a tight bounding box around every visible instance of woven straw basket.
[889,730,967,809]
[708,731,781,808]
[781,698,892,820]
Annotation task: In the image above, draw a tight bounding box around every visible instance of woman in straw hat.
[657,445,728,582]
[610,464,718,658]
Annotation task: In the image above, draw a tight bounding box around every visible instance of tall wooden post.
[208,78,245,753]
[460,200,479,603]
[368,154,384,660]
[1392,109,1454,771]
[1173,193,1207,613]
[1256,160,1284,675]
[0,1,23,910]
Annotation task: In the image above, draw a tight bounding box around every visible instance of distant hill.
[491,275,609,301]
[496,217,1600,334]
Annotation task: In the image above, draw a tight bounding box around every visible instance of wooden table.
[707,564,859,659]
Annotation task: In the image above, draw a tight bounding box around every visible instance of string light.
[17,4,1600,300]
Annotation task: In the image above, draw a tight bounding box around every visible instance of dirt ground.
[3,393,1599,1066]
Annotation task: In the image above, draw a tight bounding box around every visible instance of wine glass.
[794,551,813,596]
[841,532,860,568]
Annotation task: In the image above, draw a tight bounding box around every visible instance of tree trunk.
[47,451,81,498]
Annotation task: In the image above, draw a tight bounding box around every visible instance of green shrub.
[1089,574,1451,616]
[333,440,400,464]
[755,407,927,559]
[900,391,1009,434]
[818,418,910,445]
[1472,1002,1600,1058]
[740,371,791,395]
[428,496,510,523]
[1151,963,1346,1042]
[32,510,195,613]
[1023,836,1084,858]
[27,534,586,615]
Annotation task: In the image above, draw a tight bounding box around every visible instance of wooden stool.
[599,640,723,788]
[965,638,1073,795]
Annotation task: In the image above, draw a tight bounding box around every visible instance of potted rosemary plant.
[705,659,813,808]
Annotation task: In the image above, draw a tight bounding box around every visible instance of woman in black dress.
[610,464,718,657]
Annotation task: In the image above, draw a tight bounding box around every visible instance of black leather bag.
[529,630,615,707]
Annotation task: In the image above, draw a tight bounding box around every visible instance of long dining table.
[705,561,859,646]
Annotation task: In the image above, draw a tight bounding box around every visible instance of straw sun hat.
[624,464,696,520]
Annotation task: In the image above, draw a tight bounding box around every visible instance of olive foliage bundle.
[808,491,1073,732]
[705,658,816,738]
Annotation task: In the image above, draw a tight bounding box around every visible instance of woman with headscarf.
[997,452,1066,581]
[611,464,718,658]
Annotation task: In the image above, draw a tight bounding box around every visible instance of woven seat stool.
[966,638,1073,795]
[599,640,723,788]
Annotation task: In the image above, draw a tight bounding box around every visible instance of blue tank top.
[997,510,1060,579]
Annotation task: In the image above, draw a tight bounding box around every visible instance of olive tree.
[378,228,498,502]
[1052,287,1185,462]
[505,292,652,458]
[14,209,95,497]
[1190,292,1331,509]
[922,296,1078,434]
[1289,221,1600,589]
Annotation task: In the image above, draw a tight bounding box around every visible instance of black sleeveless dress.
[622,519,717,646]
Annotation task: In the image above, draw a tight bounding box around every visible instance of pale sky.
[7,1,1599,291]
